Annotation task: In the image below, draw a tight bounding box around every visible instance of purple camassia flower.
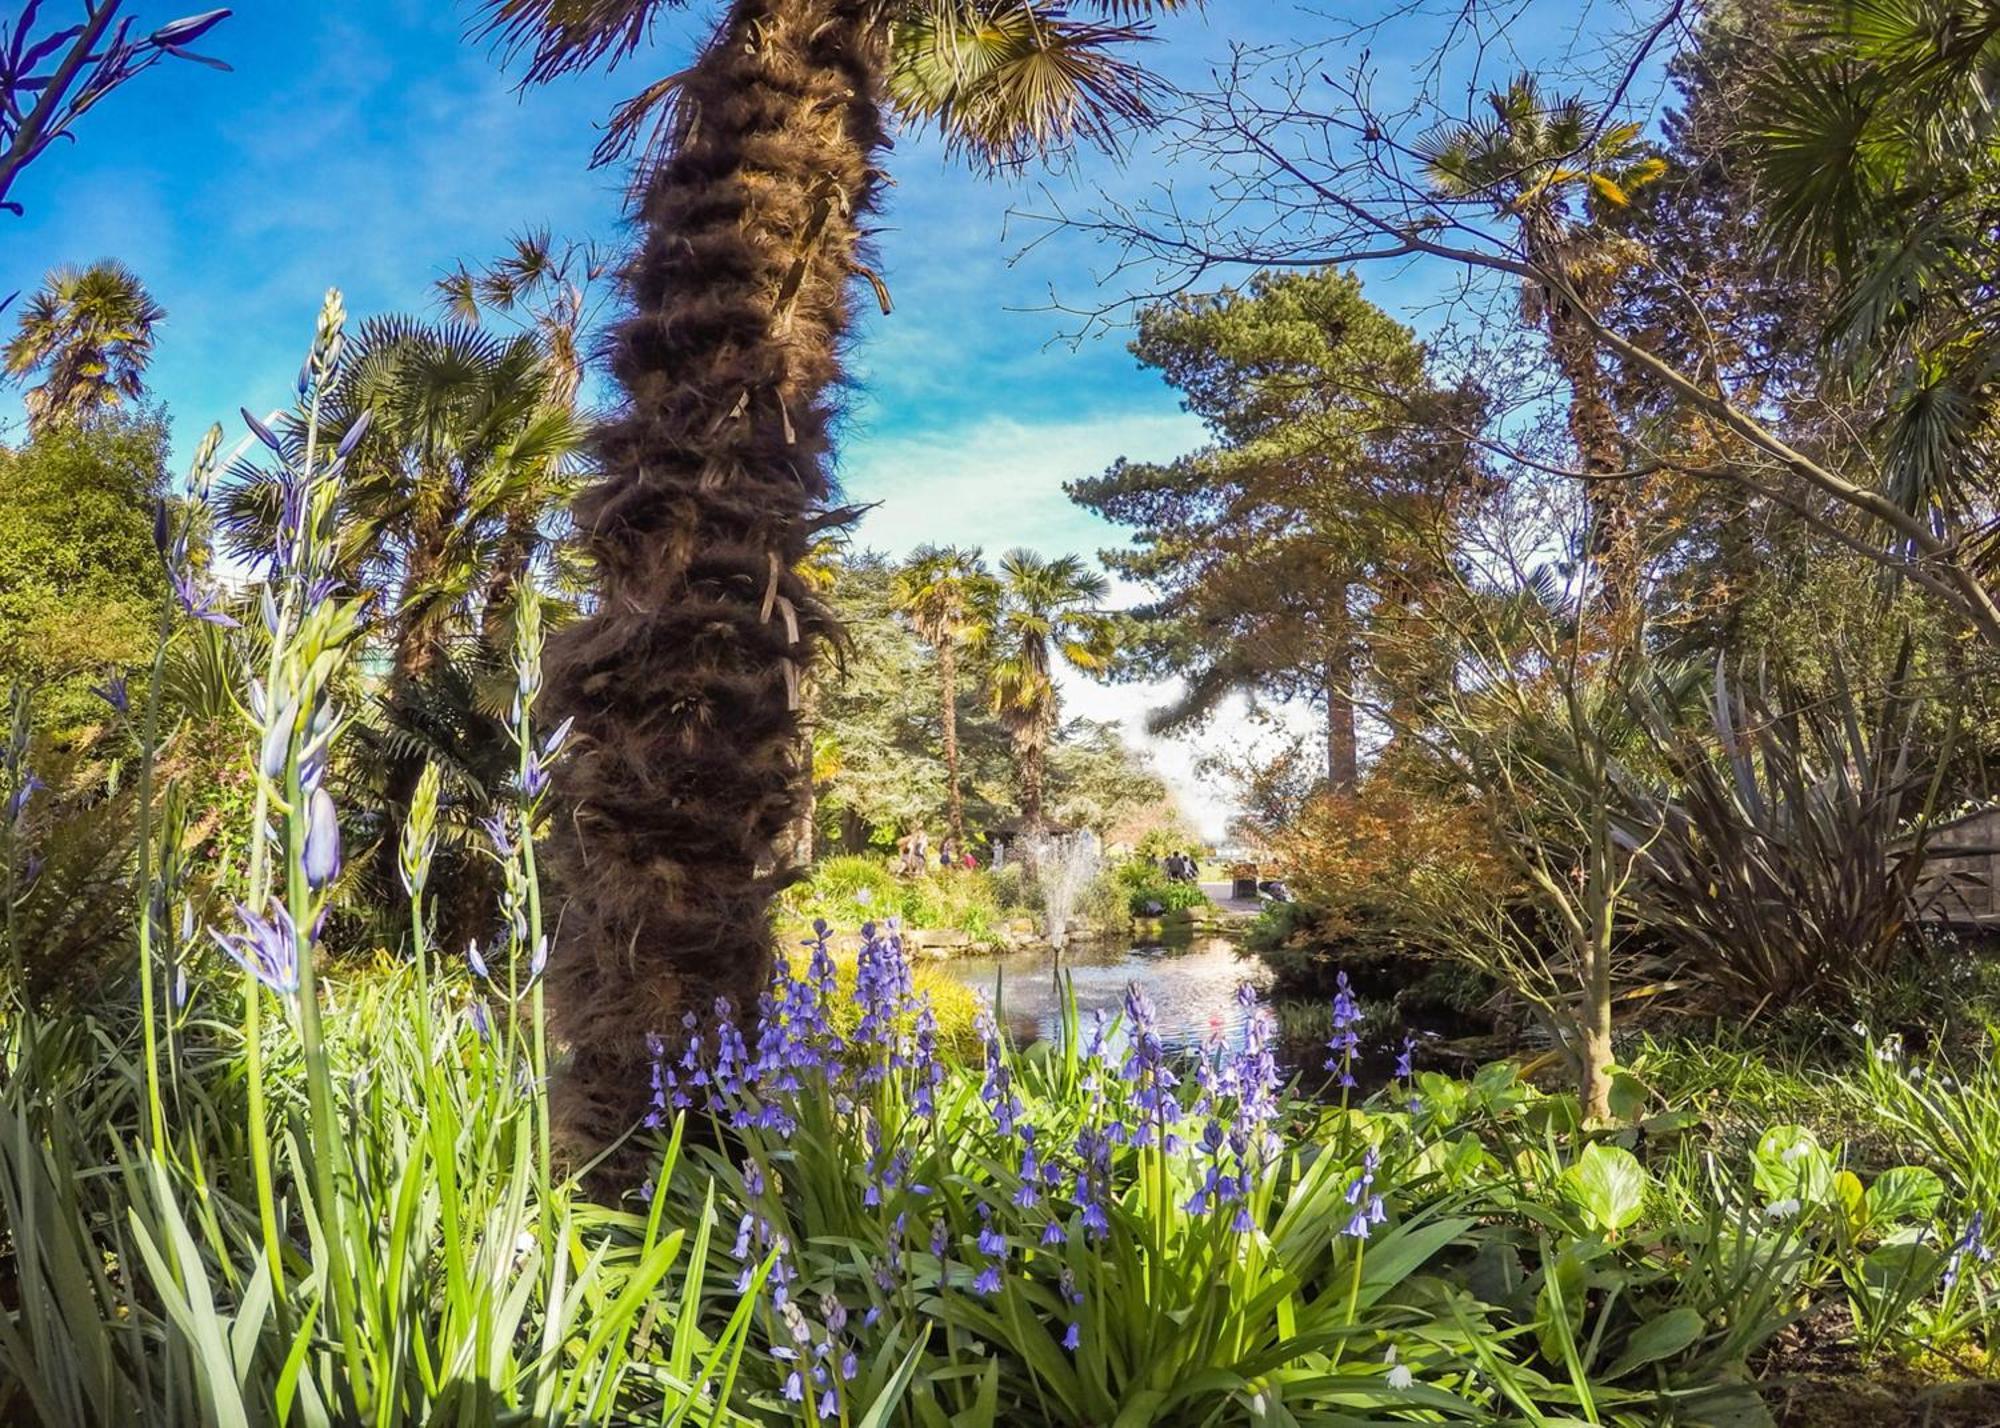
[211,899,302,994]
[5,771,41,823]
[302,787,341,890]
[92,672,129,714]
[482,810,515,859]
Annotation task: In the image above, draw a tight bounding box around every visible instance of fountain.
[1024,831,1100,952]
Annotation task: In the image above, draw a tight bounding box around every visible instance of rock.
[906,927,971,952]
[1007,917,1037,936]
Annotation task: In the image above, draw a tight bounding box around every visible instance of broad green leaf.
[1561,1142,1646,1233]
[1607,1069,1649,1122]
[1604,1306,1705,1378]
[1751,1126,1833,1206]
[1863,1166,1944,1227]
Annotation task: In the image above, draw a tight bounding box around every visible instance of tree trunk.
[1325,580,1358,794]
[940,637,964,845]
[539,0,888,1149]
[1017,720,1047,833]
[1546,299,1641,619]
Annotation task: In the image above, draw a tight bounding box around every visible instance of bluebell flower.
[1326,972,1362,1089]
[1063,1322,1081,1352]
[92,673,129,714]
[972,1266,1002,1296]
[1945,1211,1993,1288]
[1119,984,1180,1148]
[466,940,489,980]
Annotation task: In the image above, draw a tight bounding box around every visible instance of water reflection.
[944,936,1271,1054]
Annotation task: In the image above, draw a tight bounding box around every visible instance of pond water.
[939,935,1448,1094]
[943,936,1272,1054]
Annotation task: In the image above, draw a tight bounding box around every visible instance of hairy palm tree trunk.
[939,636,965,845]
[541,0,887,1147]
[1544,300,1639,616]
[1016,718,1047,832]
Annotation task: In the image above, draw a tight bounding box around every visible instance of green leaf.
[1604,1306,1705,1378]
[854,1332,932,1428]
[1863,1166,1944,1227]
[1607,1069,1648,1122]
[1751,1125,1834,1206]
[1561,1143,1647,1233]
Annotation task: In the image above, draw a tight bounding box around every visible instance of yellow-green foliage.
[780,854,1027,942]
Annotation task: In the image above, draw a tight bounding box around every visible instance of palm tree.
[892,545,997,847]
[218,317,587,941]
[4,261,165,434]
[479,0,1184,1142]
[988,550,1117,832]
[1419,77,1665,614]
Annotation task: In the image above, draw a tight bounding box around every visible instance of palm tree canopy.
[988,547,1116,725]
[891,543,997,648]
[1747,0,2000,525]
[479,0,1195,167]
[4,260,166,433]
[216,316,588,648]
[1418,75,1666,229]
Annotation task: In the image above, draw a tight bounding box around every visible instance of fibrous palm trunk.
[1015,714,1048,833]
[1544,299,1640,616]
[540,0,887,1147]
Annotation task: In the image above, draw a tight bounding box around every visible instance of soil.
[1761,1303,2000,1426]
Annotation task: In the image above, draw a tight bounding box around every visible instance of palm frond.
[890,3,1169,167]
[474,0,678,83]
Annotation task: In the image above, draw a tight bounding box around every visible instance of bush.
[779,855,1038,947]
[1108,855,1207,916]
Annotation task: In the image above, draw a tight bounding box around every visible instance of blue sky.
[8,0,1671,833]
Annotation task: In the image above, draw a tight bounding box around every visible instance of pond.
[940,933,1456,1094]
[943,935,1271,1055]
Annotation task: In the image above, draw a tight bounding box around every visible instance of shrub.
[1108,855,1207,916]
[1611,652,1944,1013]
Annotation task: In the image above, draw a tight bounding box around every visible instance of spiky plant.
[480,0,1185,1144]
